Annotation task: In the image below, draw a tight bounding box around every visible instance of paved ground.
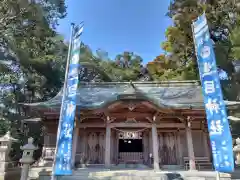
[29,166,232,180]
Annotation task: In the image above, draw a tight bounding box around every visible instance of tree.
[110,51,148,81]
[149,0,240,100]
[0,0,68,161]
[77,47,149,82]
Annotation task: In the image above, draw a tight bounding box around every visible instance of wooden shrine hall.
[23,80,240,171]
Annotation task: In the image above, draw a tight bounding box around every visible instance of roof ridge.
[78,80,200,86]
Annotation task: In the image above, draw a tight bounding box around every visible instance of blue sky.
[57,0,172,63]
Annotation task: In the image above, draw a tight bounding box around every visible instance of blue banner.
[53,25,83,175]
[192,14,234,173]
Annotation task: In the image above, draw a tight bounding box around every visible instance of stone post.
[233,138,240,165]
[20,137,38,180]
[0,132,17,177]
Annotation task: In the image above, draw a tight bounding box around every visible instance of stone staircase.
[36,167,231,180]
[112,163,150,169]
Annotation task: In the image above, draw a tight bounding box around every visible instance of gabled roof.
[22,81,240,110]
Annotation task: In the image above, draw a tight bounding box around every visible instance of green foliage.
[146,0,240,101]
[0,0,68,162]
[78,45,147,82]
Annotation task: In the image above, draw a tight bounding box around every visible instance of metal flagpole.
[216,172,220,180]
[51,23,75,180]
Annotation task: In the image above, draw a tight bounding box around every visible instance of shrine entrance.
[117,131,144,164]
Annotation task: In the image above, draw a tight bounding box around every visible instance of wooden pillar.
[201,121,210,159]
[80,130,86,166]
[71,126,79,168]
[152,124,160,170]
[185,118,196,171]
[105,125,111,168]
[177,130,183,165]
[203,131,210,159]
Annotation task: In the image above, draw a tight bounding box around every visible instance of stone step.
[37,168,231,180]
[38,175,219,180]
[40,174,170,180]
[38,172,224,180]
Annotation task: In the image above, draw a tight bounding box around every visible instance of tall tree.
[0,0,68,160]
[149,0,240,100]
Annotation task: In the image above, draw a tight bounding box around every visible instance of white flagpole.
[51,23,75,180]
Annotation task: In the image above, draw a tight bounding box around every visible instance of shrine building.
[23,80,240,171]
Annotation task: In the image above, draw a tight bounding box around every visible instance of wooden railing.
[183,157,213,170]
[118,152,143,163]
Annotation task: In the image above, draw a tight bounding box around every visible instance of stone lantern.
[233,138,240,165]
[20,137,38,180]
[0,131,17,176]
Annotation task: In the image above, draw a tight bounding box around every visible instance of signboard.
[118,132,143,139]
[192,14,234,173]
[53,24,83,175]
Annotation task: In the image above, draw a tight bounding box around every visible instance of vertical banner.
[53,24,83,176]
[192,14,234,172]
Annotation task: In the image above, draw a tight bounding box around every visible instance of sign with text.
[192,14,234,173]
[53,25,83,175]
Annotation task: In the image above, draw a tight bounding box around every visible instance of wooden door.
[158,132,177,165]
[86,132,105,164]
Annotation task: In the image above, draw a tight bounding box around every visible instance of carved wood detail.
[158,132,177,165]
[86,132,105,164]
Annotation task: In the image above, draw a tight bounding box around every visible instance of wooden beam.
[77,123,105,128]
[80,116,105,122]
[141,101,174,113]
[145,117,153,123]
[106,116,116,123]
[43,113,206,121]
[76,122,185,128]
[110,123,151,128]
[140,102,160,112]
[107,101,122,109]
[107,112,154,118]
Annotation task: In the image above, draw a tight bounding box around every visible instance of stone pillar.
[20,137,38,180]
[104,125,111,168]
[185,118,196,171]
[0,132,17,177]
[71,126,79,168]
[152,124,160,170]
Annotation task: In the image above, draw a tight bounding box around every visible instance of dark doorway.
[119,139,143,152]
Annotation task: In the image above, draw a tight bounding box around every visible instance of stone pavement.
[28,166,232,180]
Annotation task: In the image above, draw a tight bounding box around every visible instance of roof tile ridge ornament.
[121,80,138,95]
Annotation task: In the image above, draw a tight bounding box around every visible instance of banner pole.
[216,171,220,180]
[51,23,75,180]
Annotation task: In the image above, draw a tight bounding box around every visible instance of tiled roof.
[22,81,240,110]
